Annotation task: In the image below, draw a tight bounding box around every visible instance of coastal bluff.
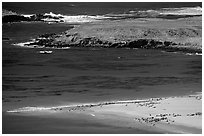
[24,17,202,53]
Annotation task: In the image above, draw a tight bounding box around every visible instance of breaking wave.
[7,6,202,24]
[122,6,202,18]
[185,53,202,56]
[23,12,113,23]
[159,6,202,15]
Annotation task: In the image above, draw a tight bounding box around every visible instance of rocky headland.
[20,16,202,53]
[2,9,64,23]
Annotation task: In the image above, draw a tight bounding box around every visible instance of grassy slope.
[63,16,201,50]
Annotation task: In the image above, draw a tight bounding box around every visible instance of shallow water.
[2,22,202,112]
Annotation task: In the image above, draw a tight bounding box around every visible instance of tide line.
[7,99,155,113]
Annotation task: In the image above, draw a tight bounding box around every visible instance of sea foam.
[128,6,202,17]
[21,12,112,23]
[21,6,201,24]
[42,12,112,23]
[160,6,202,15]
[7,99,149,113]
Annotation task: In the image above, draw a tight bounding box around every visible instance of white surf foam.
[44,12,64,18]
[42,12,112,23]
[13,42,72,49]
[13,41,39,48]
[7,99,150,113]
[128,6,202,17]
[185,53,202,56]
[22,14,35,18]
[159,6,202,16]
[63,15,111,23]
[20,12,112,23]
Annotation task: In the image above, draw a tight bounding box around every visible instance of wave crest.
[32,12,112,23]
[15,6,202,24]
[160,6,202,15]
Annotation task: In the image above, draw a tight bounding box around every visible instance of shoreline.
[6,92,201,113]
[5,92,202,134]
[12,41,202,56]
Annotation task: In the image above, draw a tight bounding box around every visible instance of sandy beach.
[5,92,202,134]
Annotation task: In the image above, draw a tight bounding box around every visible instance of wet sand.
[3,112,158,134]
[4,92,201,134]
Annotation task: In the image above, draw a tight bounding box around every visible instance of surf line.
[6,98,162,113]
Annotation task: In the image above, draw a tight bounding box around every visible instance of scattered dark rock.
[164,41,172,46]
[187,112,202,116]
[3,13,64,23]
[172,113,181,117]
[3,15,30,23]
[39,33,56,38]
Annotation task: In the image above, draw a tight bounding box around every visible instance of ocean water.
[3,2,202,23]
[2,22,202,112]
[3,2,202,15]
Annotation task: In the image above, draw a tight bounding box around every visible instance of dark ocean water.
[2,22,202,111]
[3,2,202,15]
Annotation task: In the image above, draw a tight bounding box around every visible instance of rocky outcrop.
[12,16,201,53]
[2,9,17,17]
[3,15,30,23]
[2,9,64,23]
[23,32,201,53]
[2,37,10,41]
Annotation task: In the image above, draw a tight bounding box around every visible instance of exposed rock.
[3,15,30,23]
[2,9,64,23]
[22,31,201,53]
[2,9,17,17]
[2,37,10,41]
[12,16,201,53]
